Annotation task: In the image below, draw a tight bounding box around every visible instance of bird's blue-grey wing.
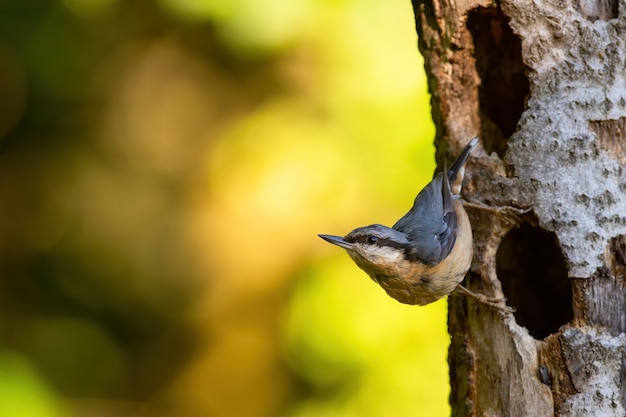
[392,172,457,265]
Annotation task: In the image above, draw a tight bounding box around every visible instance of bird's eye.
[367,235,378,244]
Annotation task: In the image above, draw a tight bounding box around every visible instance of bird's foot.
[462,200,531,223]
[455,285,515,315]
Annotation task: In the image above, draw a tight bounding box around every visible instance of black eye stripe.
[348,234,407,249]
[346,234,379,245]
[345,233,426,263]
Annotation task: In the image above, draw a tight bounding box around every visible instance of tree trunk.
[411,0,626,415]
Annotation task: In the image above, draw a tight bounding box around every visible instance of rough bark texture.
[411,0,626,415]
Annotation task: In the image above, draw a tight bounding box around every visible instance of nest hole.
[467,6,529,158]
[496,224,572,339]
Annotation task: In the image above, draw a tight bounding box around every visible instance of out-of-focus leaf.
[0,351,68,417]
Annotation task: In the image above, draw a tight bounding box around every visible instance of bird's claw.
[455,285,515,315]
[462,200,531,223]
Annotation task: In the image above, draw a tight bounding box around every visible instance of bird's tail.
[447,137,478,195]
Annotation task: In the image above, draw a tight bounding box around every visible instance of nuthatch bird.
[319,138,478,306]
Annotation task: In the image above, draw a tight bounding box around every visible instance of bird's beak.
[318,234,354,250]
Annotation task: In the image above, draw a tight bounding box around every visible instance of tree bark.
[411,0,626,415]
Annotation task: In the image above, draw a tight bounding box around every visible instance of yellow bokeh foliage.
[0,0,449,416]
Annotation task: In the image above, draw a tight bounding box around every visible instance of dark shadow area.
[496,224,572,339]
[467,6,529,158]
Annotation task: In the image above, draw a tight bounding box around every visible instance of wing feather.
[393,172,457,265]
[393,139,477,265]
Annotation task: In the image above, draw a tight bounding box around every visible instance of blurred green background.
[0,0,449,416]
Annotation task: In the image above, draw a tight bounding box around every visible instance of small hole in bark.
[496,224,572,339]
[467,7,529,158]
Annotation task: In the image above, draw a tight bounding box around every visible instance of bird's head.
[319,224,412,280]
